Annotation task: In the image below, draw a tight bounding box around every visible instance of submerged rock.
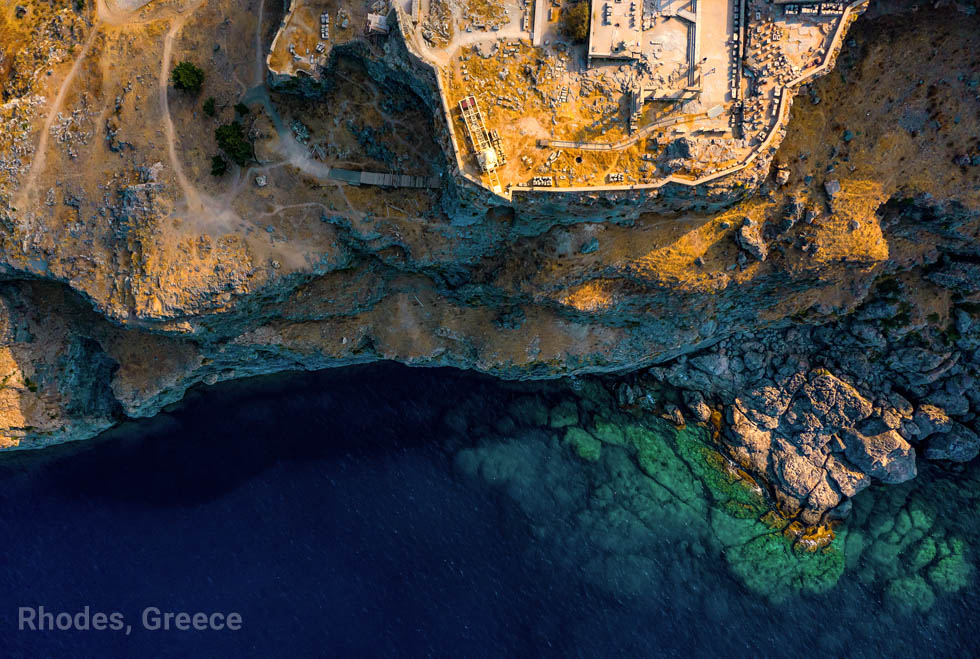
[923,423,980,462]
[442,373,980,618]
[549,400,579,428]
[885,576,935,614]
[563,427,602,462]
[452,390,850,603]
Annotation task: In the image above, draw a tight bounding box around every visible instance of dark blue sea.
[1,364,978,658]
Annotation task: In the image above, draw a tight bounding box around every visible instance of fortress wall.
[265,0,867,224]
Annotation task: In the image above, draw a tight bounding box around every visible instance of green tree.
[210,154,228,177]
[561,2,590,44]
[215,122,253,166]
[203,97,216,117]
[171,61,205,92]
[234,102,250,116]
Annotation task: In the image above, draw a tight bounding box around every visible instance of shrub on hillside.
[210,154,228,177]
[215,122,253,166]
[171,61,205,92]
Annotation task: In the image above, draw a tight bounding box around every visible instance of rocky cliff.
[0,0,979,528]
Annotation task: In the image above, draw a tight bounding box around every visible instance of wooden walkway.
[329,168,441,189]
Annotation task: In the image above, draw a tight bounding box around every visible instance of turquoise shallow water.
[0,364,977,657]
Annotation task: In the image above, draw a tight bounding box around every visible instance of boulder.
[616,382,638,407]
[743,350,766,373]
[690,351,731,378]
[775,166,791,186]
[739,383,797,420]
[923,390,970,417]
[887,347,950,376]
[841,429,916,484]
[856,416,892,436]
[780,200,804,232]
[825,455,871,497]
[884,391,915,419]
[726,405,772,476]
[772,438,823,499]
[736,222,768,261]
[804,475,842,525]
[663,403,685,427]
[682,390,712,423]
[923,423,980,462]
[898,418,924,442]
[880,408,903,430]
[913,404,952,438]
[792,371,873,431]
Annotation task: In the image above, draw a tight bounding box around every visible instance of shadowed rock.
[842,429,917,484]
[923,423,980,462]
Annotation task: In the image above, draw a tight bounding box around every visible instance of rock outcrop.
[640,265,980,522]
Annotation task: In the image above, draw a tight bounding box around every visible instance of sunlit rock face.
[0,1,979,540]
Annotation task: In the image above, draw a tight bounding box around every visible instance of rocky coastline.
[0,0,977,576]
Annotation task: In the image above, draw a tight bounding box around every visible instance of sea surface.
[1,363,978,658]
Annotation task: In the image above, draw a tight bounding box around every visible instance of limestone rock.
[793,371,874,431]
[841,429,917,484]
[736,221,768,261]
[825,455,871,497]
[727,405,773,477]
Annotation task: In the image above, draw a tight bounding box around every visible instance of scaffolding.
[459,96,494,169]
[486,170,502,194]
[488,129,506,167]
[459,95,504,194]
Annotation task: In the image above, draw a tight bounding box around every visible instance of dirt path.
[154,0,274,241]
[159,10,203,212]
[17,24,101,210]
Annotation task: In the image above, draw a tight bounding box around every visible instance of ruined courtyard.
[268,0,866,199]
